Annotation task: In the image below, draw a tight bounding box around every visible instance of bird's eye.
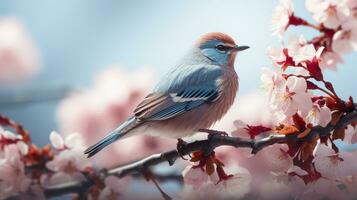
[215,44,230,51]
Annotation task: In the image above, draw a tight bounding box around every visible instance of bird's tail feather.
[84,117,138,157]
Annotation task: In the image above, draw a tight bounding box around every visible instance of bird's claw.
[176,138,189,160]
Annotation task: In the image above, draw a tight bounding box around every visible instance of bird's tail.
[84,117,139,158]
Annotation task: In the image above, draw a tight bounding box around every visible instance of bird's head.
[196,32,249,67]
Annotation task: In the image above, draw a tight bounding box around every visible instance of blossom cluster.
[181,0,357,199]
[0,115,131,199]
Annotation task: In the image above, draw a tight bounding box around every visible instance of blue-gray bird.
[84,32,249,157]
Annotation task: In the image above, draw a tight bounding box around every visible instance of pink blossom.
[181,163,251,199]
[270,76,312,117]
[344,125,357,144]
[260,68,284,95]
[49,131,83,150]
[292,44,324,65]
[347,0,357,19]
[0,17,41,83]
[261,145,293,172]
[272,0,294,36]
[0,126,29,156]
[182,165,210,189]
[306,0,350,29]
[313,144,357,180]
[319,51,344,71]
[332,20,357,54]
[266,46,286,65]
[44,148,91,185]
[0,144,32,199]
[44,132,92,185]
[231,120,249,138]
[286,35,308,57]
[305,103,332,127]
[97,176,130,200]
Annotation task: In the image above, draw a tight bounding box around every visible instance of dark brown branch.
[20,110,357,199]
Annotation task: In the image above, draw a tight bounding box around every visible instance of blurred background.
[1,0,357,199]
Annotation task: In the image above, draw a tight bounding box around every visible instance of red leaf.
[306,81,319,90]
[244,125,271,139]
[289,15,308,26]
[292,113,306,131]
[306,57,324,81]
[216,165,234,184]
[277,48,295,71]
[324,81,335,94]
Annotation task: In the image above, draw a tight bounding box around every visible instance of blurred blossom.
[332,20,357,54]
[181,163,251,200]
[57,66,174,167]
[0,17,41,83]
[319,51,344,70]
[96,176,130,200]
[313,143,357,180]
[305,0,350,29]
[344,125,357,144]
[182,165,210,189]
[271,0,294,36]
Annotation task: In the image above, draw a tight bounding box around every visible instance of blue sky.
[0,0,356,146]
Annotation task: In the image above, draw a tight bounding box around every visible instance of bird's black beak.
[234,45,250,52]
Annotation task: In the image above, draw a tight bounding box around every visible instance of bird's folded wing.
[134,85,220,121]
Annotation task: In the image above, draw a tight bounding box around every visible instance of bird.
[84,32,249,158]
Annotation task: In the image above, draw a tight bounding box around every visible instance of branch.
[39,110,357,199]
[0,84,77,108]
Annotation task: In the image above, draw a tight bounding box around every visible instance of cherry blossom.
[0,144,32,199]
[344,125,357,144]
[0,126,28,156]
[97,176,130,200]
[319,51,344,71]
[260,67,284,95]
[260,145,293,172]
[272,0,294,36]
[182,165,210,189]
[0,17,41,83]
[266,46,286,66]
[313,144,357,180]
[270,76,312,117]
[332,20,357,54]
[347,0,357,19]
[293,44,324,65]
[181,163,251,200]
[49,131,83,150]
[44,132,92,185]
[305,103,332,127]
[306,0,351,29]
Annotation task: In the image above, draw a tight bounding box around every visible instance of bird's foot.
[176,138,189,160]
[199,128,229,137]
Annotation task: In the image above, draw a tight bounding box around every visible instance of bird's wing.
[134,84,221,121]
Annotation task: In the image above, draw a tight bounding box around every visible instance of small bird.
[84,32,249,157]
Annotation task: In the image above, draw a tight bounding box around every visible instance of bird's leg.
[199,128,229,137]
[176,138,189,160]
